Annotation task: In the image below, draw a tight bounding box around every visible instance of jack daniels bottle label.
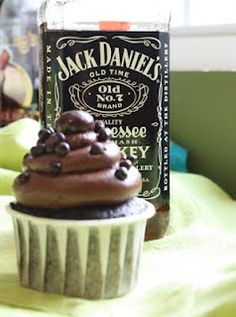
[40,29,169,208]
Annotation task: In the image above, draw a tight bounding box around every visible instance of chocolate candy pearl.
[37,139,44,146]
[50,132,66,145]
[55,142,70,156]
[128,155,138,163]
[30,144,46,157]
[90,143,105,155]
[30,146,38,156]
[38,127,54,142]
[16,172,30,184]
[121,154,128,161]
[97,127,112,142]
[50,161,62,174]
[120,159,133,170]
[95,120,105,133]
[56,110,95,134]
[48,127,55,134]
[23,153,30,161]
[39,144,46,154]
[115,167,128,181]
[56,132,66,142]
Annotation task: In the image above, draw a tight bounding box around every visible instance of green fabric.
[0,168,19,196]
[0,118,39,196]
[0,172,236,317]
[0,118,39,172]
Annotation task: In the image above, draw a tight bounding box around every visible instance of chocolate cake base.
[10,197,146,220]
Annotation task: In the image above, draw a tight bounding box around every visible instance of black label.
[40,30,169,207]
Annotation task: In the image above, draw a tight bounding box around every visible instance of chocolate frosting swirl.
[13,110,142,209]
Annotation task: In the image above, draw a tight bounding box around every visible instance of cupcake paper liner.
[7,200,154,299]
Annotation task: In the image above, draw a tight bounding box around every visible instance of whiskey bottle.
[39,0,170,240]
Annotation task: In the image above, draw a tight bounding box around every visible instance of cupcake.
[7,110,155,299]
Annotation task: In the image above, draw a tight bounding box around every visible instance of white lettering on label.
[56,42,161,82]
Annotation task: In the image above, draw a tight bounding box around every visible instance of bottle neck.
[39,0,170,32]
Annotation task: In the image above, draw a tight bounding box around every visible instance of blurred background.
[0,0,41,125]
[168,0,236,199]
[0,0,235,198]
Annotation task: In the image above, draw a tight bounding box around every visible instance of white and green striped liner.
[7,200,154,299]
